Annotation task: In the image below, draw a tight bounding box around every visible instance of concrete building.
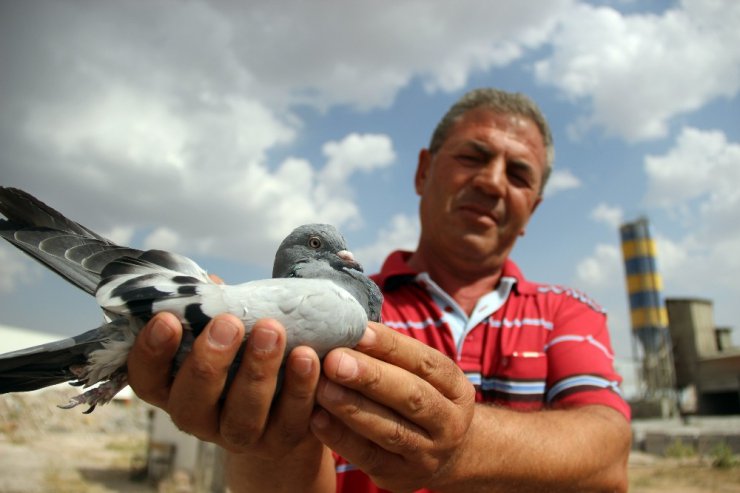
[667,298,740,415]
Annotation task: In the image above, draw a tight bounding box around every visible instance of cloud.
[651,233,690,283]
[637,128,740,329]
[207,0,572,109]
[575,243,622,288]
[0,0,578,270]
[652,231,740,301]
[295,133,397,233]
[534,0,740,141]
[98,226,135,246]
[319,133,396,196]
[144,227,181,252]
[356,213,420,272]
[644,127,740,241]
[544,168,582,197]
[574,224,740,352]
[591,203,624,229]
[0,243,41,294]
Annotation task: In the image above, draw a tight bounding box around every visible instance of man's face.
[415,108,547,269]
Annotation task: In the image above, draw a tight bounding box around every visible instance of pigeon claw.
[56,373,129,413]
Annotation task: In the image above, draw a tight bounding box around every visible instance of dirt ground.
[629,452,740,492]
[1,389,739,492]
[0,389,156,493]
[0,430,154,493]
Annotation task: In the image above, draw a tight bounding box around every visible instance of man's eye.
[507,170,533,188]
[507,162,536,188]
[458,154,483,164]
[509,174,528,186]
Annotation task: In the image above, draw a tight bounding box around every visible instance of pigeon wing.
[0,187,144,295]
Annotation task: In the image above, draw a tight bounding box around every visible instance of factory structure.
[620,218,740,417]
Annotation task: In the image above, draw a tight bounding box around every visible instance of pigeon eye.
[308,236,322,249]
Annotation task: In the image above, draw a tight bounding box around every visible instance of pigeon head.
[272,223,363,278]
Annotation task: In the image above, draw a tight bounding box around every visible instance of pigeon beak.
[337,249,363,272]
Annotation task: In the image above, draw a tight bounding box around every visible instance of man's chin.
[455,231,517,261]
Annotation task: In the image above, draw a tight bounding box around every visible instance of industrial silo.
[620,217,675,399]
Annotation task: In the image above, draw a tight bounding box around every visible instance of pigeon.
[0,187,383,412]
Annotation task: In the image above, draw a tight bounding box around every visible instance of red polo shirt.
[335,251,630,492]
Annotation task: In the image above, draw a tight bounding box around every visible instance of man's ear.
[520,196,544,236]
[531,196,543,215]
[414,148,432,196]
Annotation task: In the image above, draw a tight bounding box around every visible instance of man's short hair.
[429,88,554,193]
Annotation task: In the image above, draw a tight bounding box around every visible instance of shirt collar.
[371,250,538,295]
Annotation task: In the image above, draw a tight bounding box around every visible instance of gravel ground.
[629,452,740,492]
[0,388,156,493]
[1,389,739,492]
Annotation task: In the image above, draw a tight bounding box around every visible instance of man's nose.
[472,157,506,197]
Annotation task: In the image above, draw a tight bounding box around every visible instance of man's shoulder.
[504,259,606,314]
[370,250,416,290]
[525,283,606,314]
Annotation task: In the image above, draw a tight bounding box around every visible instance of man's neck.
[407,250,503,315]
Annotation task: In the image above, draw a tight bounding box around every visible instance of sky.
[0,0,739,369]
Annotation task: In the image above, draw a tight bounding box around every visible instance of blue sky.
[1,0,739,367]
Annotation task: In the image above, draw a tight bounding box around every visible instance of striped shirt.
[335,251,629,492]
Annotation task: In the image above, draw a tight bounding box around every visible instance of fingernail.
[311,408,331,430]
[148,319,175,351]
[208,318,239,348]
[335,352,358,380]
[293,356,313,376]
[357,325,376,348]
[322,381,346,403]
[251,327,278,353]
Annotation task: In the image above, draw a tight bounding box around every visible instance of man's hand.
[127,312,335,492]
[311,321,476,492]
[311,322,631,493]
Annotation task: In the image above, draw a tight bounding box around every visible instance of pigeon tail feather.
[0,325,113,394]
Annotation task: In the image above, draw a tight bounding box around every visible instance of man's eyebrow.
[510,159,533,170]
[462,140,494,158]
[460,140,539,179]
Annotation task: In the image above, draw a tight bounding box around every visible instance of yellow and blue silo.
[620,217,669,353]
[620,217,675,396]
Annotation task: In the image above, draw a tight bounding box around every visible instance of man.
[128,88,631,492]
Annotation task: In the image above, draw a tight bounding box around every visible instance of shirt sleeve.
[544,290,631,420]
